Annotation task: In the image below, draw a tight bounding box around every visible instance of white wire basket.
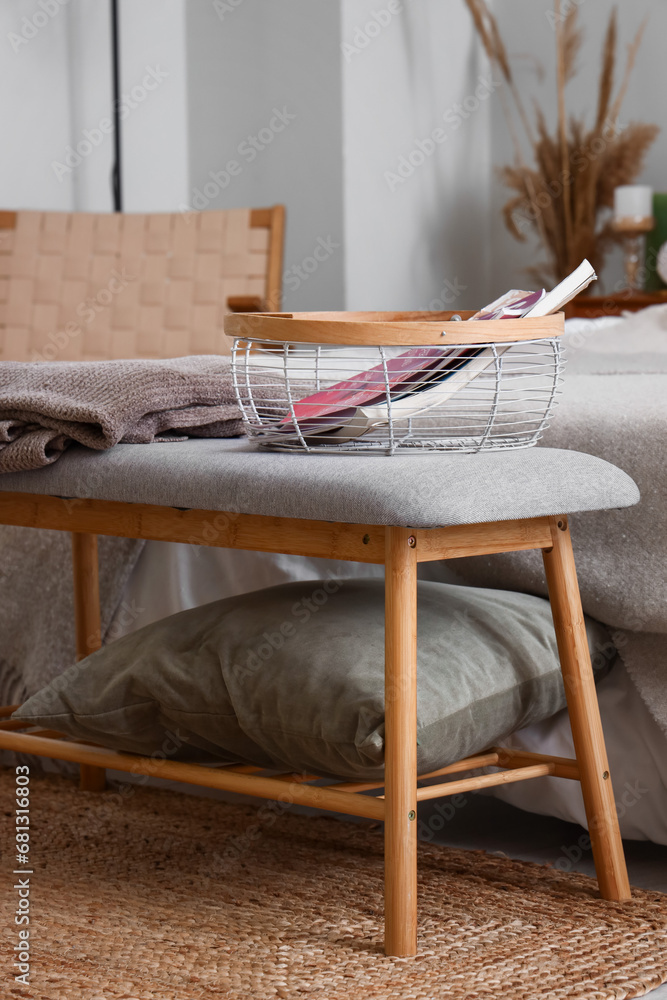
[225,311,566,455]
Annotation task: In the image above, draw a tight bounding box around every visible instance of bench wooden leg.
[543,517,631,901]
[384,527,418,957]
[71,532,106,793]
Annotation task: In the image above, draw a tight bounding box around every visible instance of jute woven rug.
[2,771,666,1000]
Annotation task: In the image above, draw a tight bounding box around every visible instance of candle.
[614,185,654,222]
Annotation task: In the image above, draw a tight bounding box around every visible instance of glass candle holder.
[613,216,655,291]
[614,186,655,291]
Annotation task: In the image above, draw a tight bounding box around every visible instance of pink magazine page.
[473,288,545,321]
[279,347,457,430]
[277,289,546,435]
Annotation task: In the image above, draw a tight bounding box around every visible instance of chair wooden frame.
[0,493,631,956]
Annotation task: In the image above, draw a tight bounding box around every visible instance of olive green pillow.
[13,580,611,780]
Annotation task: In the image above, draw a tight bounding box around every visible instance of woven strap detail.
[0,209,270,361]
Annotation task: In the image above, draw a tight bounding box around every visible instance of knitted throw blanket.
[0,355,245,473]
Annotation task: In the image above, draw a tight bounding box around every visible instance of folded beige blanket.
[0,356,245,473]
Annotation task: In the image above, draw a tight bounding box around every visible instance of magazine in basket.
[276,261,596,442]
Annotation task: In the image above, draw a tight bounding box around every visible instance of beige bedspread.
[448,306,667,737]
[0,529,144,705]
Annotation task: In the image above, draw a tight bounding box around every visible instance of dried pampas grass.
[464,1,659,284]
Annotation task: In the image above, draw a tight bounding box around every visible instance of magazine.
[314,348,503,443]
[280,346,469,434]
[521,259,598,318]
[472,288,545,321]
[290,347,484,437]
[277,260,597,441]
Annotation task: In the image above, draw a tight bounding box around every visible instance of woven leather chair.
[0,205,284,361]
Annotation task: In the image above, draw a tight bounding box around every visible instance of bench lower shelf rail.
[0,711,578,822]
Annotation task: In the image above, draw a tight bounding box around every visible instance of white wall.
[182,0,493,311]
[0,0,75,209]
[342,0,493,311]
[8,1,660,306]
[490,0,667,294]
[185,0,345,310]
[118,0,189,212]
[0,0,189,214]
[1,0,492,310]
[64,1,113,211]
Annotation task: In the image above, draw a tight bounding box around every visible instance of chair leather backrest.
[0,206,283,361]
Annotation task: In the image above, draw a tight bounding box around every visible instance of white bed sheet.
[492,661,667,845]
[112,541,385,636]
[112,538,667,846]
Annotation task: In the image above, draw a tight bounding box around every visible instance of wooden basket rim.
[225,310,565,347]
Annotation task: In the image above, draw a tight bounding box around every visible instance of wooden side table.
[565,291,667,320]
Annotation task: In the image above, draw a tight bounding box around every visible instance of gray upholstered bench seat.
[0,438,639,528]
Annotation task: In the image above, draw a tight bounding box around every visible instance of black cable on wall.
[110,0,122,212]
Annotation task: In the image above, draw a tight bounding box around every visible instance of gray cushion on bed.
[0,438,638,528]
[13,579,612,780]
